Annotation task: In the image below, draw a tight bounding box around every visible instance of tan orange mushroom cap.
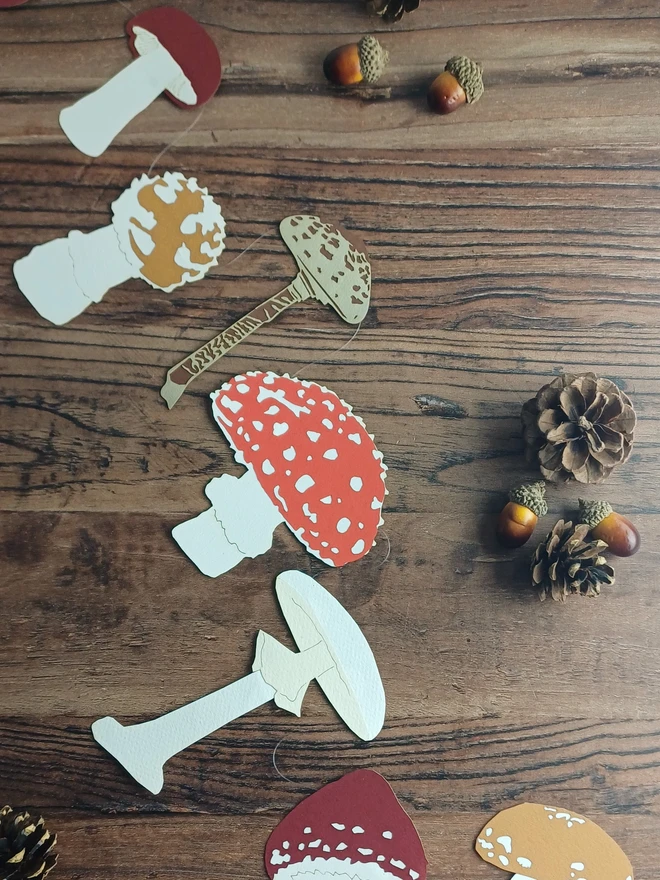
[475,804,632,880]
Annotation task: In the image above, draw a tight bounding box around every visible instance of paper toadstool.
[475,803,633,880]
[59,6,221,157]
[265,769,427,880]
[13,171,225,325]
[160,215,372,407]
[92,571,385,794]
[172,371,387,577]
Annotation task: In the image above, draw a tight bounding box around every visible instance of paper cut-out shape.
[13,172,225,325]
[172,371,387,577]
[92,570,385,794]
[265,769,427,880]
[160,215,371,408]
[59,6,221,157]
[475,803,633,880]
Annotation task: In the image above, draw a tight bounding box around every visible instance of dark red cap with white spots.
[211,372,387,567]
[265,770,427,880]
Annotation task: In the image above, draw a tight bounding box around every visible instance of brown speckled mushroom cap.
[280,215,371,324]
[476,803,633,880]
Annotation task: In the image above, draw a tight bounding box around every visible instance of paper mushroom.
[265,769,428,880]
[172,371,387,577]
[92,571,385,794]
[475,803,633,880]
[161,214,372,408]
[13,171,225,326]
[60,6,221,157]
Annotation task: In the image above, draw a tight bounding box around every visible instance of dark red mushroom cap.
[210,371,387,567]
[265,770,427,880]
[0,1,31,7]
[126,7,221,108]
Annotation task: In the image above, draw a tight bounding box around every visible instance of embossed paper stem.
[160,281,309,408]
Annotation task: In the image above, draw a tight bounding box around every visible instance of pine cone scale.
[562,439,589,472]
[0,808,57,880]
[559,385,587,421]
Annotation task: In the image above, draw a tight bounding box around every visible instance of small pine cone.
[522,372,636,483]
[367,0,420,23]
[531,519,615,602]
[0,806,57,880]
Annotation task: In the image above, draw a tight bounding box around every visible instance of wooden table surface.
[2,1,660,878]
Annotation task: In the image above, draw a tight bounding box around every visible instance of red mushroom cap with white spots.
[210,371,387,566]
[265,770,427,880]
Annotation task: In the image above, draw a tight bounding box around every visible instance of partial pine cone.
[531,519,615,602]
[367,0,420,23]
[522,372,636,483]
[0,806,57,880]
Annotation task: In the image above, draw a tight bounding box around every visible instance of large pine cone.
[531,519,615,602]
[522,372,636,483]
[0,806,57,880]
[367,0,420,23]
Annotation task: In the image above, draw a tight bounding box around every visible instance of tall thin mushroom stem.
[160,278,310,408]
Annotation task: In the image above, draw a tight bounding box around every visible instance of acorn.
[427,55,484,114]
[496,481,548,548]
[323,35,389,86]
[578,499,641,557]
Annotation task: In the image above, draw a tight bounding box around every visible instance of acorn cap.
[444,55,484,103]
[358,35,389,84]
[578,498,614,528]
[509,480,548,517]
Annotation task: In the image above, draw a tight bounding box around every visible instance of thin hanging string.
[147,107,206,175]
[293,322,362,379]
[378,529,391,567]
[272,738,295,783]
[224,231,269,266]
[113,0,137,17]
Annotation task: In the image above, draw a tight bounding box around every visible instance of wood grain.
[2,2,660,880]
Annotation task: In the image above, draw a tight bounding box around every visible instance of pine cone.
[0,806,57,880]
[522,372,636,483]
[367,0,420,23]
[531,519,615,602]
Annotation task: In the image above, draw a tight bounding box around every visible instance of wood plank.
[1,3,660,148]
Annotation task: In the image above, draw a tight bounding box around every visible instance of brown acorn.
[428,55,484,114]
[323,35,389,86]
[496,481,548,548]
[578,499,641,557]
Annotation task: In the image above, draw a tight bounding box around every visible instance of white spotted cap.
[210,371,387,566]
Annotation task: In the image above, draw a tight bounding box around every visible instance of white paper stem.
[173,470,285,578]
[13,224,134,326]
[92,671,276,794]
[59,46,184,157]
[68,224,136,302]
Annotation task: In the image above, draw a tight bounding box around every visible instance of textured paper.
[92,571,385,794]
[160,215,371,408]
[265,770,427,880]
[13,172,225,325]
[60,6,221,157]
[475,803,633,880]
[172,371,387,577]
